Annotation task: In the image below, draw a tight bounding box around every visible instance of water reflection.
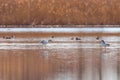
[101,48,118,80]
[0,46,119,80]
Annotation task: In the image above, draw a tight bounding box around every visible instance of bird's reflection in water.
[101,48,118,80]
[41,50,49,60]
[52,72,79,80]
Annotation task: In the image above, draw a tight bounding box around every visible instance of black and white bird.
[101,40,110,47]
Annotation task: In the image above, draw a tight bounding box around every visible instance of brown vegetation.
[0,0,120,25]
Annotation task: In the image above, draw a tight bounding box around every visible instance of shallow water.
[0,34,120,80]
[0,47,119,80]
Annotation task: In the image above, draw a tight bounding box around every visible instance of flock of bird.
[40,36,110,47]
[2,35,110,47]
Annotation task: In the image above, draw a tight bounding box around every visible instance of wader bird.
[41,40,48,45]
[101,40,110,47]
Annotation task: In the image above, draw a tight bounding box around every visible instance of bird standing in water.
[101,40,110,58]
[40,40,48,49]
[41,40,52,49]
[101,40,110,47]
[41,40,49,45]
[41,39,52,45]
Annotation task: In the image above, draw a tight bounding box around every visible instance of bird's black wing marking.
[101,40,106,44]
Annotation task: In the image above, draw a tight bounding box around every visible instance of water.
[0,35,119,80]
[0,48,119,80]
